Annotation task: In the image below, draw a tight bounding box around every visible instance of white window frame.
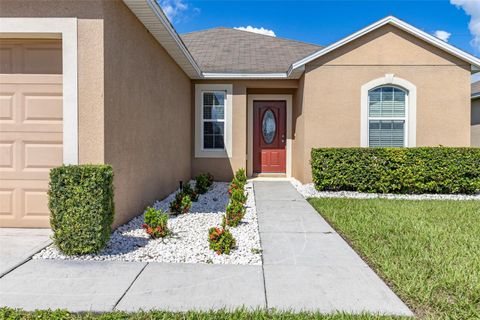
[0,17,78,164]
[195,84,232,158]
[367,86,408,147]
[361,74,416,147]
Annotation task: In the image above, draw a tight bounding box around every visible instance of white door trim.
[0,17,79,164]
[247,94,292,178]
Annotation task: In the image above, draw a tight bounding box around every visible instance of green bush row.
[311,147,480,194]
[49,165,114,255]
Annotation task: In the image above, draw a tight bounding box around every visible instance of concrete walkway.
[0,228,52,277]
[255,181,412,315]
[0,181,412,316]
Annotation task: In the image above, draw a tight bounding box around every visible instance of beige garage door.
[0,39,63,228]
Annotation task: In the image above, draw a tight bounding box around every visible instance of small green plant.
[169,192,192,215]
[195,173,214,194]
[230,188,247,204]
[142,207,170,239]
[49,164,114,255]
[182,182,198,202]
[251,248,263,254]
[235,168,247,185]
[223,200,246,227]
[208,227,236,255]
[228,178,244,196]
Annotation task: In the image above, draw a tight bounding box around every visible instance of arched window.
[368,86,407,147]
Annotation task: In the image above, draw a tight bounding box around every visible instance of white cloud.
[433,30,452,42]
[451,0,480,51]
[234,26,276,37]
[158,0,189,22]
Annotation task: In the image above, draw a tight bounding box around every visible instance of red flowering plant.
[223,200,246,227]
[169,192,192,215]
[142,207,170,239]
[208,227,236,255]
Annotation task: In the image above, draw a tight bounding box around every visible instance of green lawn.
[308,198,480,320]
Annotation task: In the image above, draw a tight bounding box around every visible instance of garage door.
[0,39,63,228]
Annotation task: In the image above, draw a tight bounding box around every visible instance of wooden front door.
[253,101,286,173]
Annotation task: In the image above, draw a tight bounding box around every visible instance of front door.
[253,101,286,173]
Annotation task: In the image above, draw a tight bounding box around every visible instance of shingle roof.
[180,28,322,73]
[473,81,480,98]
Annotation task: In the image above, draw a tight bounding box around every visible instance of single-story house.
[472,81,480,147]
[1,0,479,228]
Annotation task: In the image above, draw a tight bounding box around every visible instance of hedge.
[311,147,480,194]
[49,164,114,255]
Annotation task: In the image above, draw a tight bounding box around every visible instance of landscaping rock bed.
[34,181,262,265]
[291,179,480,201]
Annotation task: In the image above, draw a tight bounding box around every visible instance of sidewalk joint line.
[112,262,149,311]
[0,240,52,279]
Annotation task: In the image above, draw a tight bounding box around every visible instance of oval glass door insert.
[262,109,276,144]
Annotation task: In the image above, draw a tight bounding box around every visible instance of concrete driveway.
[0,228,52,277]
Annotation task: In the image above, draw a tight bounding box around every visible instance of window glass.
[368,86,407,147]
[202,91,225,150]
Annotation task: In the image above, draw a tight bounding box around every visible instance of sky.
[158,0,480,82]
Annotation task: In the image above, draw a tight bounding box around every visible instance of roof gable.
[181,28,321,74]
[289,16,480,76]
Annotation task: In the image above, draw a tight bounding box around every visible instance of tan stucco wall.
[0,0,106,164]
[191,80,297,181]
[472,99,480,147]
[296,24,471,182]
[101,2,192,226]
[0,1,192,226]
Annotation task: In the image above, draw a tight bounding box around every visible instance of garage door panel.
[0,91,14,121]
[0,180,50,228]
[0,39,62,228]
[0,188,15,216]
[0,132,62,180]
[24,93,62,122]
[0,77,62,133]
[24,141,63,170]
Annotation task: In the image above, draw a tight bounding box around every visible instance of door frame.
[247,94,292,178]
[0,17,79,165]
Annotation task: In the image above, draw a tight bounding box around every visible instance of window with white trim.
[202,91,226,150]
[368,86,407,147]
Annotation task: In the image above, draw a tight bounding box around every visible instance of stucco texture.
[472,99,480,147]
[0,0,191,227]
[295,24,471,182]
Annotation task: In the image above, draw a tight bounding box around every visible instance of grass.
[308,198,480,320]
[0,308,409,320]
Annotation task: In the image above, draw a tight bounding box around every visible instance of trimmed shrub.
[230,188,247,204]
[142,207,170,239]
[234,168,247,185]
[228,178,244,196]
[182,182,198,202]
[311,147,480,194]
[169,192,192,215]
[195,173,214,194]
[208,227,236,255]
[223,200,246,227]
[49,164,114,255]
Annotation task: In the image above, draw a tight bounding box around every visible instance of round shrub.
[169,192,192,215]
[142,207,170,239]
[223,200,246,227]
[230,188,247,204]
[234,168,247,185]
[195,173,214,194]
[49,164,114,255]
[208,227,236,255]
